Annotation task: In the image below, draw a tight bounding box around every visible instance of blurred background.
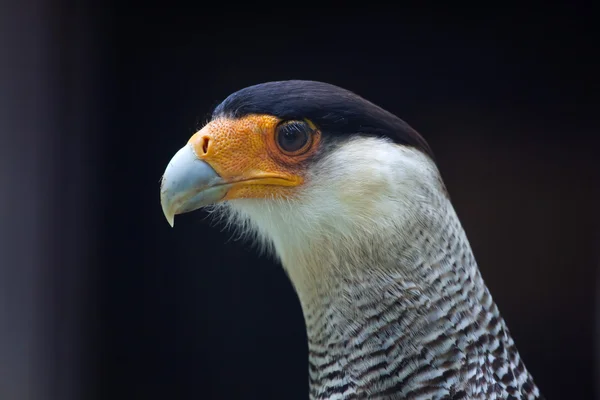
[1,2,597,400]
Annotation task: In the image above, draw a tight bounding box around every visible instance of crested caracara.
[160,80,543,400]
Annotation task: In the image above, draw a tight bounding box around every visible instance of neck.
[224,141,540,398]
[281,201,538,399]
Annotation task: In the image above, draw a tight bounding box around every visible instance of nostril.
[201,136,210,155]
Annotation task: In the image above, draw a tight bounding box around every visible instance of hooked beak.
[160,144,228,227]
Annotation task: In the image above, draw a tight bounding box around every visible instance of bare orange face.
[187,114,322,201]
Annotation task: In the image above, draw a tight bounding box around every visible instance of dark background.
[1,3,598,400]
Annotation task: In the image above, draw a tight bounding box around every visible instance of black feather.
[212,80,434,161]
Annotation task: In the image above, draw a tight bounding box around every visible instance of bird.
[160,80,543,399]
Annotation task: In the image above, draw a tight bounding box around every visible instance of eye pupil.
[277,121,312,153]
[284,130,298,141]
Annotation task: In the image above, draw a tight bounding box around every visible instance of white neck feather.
[218,137,450,308]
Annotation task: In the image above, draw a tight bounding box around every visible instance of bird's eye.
[275,120,313,155]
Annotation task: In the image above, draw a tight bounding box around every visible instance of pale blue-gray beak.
[160,144,228,227]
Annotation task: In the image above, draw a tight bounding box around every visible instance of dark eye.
[275,120,313,154]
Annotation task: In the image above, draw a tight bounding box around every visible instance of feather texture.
[213,136,543,399]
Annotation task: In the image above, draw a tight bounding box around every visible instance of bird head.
[161,81,447,288]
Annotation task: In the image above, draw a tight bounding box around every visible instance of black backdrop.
[1,3,597,400]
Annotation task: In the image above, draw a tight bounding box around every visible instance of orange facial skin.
[187,114,321,201]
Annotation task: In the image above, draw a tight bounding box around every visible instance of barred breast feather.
[300,195,543,400]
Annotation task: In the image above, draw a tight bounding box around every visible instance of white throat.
[217,137,449,305]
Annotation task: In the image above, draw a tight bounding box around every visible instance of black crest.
[213,80,434,160]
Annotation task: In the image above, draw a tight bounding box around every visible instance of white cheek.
[221,137,443,275]
[305,138,433,216]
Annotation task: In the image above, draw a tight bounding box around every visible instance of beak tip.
[165,212,175,228]
[161,199,176,228]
